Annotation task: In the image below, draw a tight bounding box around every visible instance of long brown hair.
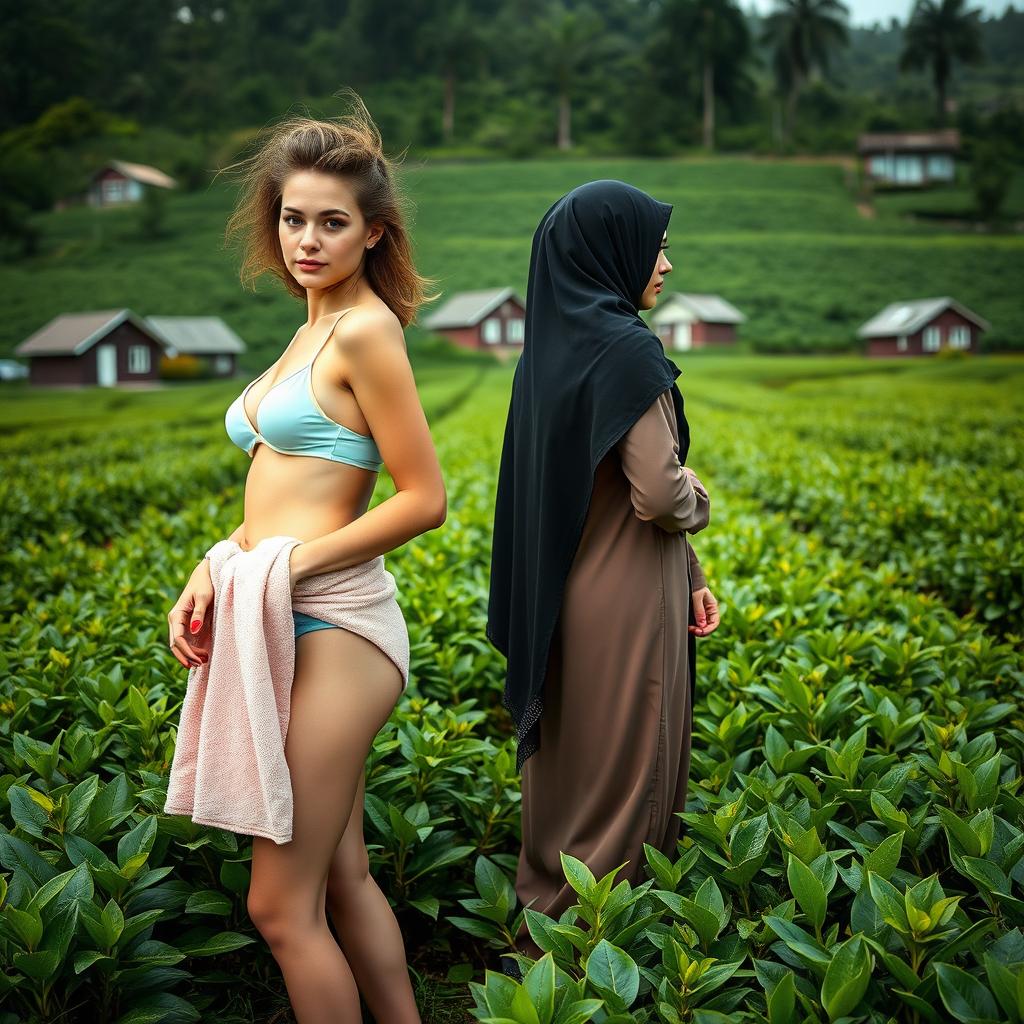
[221,90,434,328]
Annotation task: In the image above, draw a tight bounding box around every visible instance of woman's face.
[278,169,383,291]
[638,231,672,310]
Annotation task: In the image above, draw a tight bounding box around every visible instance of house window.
[481,318,502,344]
[128,345,150,373]
[897,335,908,352]
[214,354,231,373]
[506,318,524,343]
[922,326,941,352]
[949,325,970,349]
[103,178,128,203]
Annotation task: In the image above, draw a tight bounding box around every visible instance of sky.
[742,0,1017,28]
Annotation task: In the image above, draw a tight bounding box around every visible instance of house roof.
[856,296,991,338]
[650,292,746,324]
[146,316,247,355]
[94,159,177,189]
[14,309,171,357]
[422,287,524,329]
[856,130,960,154]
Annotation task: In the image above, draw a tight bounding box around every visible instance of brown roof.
[14,309,170,357]
[856,130,960,154]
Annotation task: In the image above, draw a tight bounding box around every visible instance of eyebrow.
[282,206,351,217]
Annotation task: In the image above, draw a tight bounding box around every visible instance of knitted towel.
[163,534,409,845]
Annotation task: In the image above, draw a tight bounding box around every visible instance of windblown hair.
[221,89,433,328]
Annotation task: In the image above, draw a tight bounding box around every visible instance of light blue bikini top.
[224,308,383,471]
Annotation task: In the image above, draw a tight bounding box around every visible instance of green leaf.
[767,969,796,1024]
[982,953,1022,1024]
[12,949,60,980]
[179,931,256,956]
[560,853,596,901]
[509,981,543,1024]
[787,853,826,932]
[554,1000,605,1024]
[524,953,556,1024]
[408,896,440,919]
[864,832,904,880]
[821,935,873,1021]
[117,811,156,868]
[867,871,910,931]
[585,939,639,1009]
[184,889,232,915]
[934,962,1001,1023]
[476,856,516,910]
[937,805,983,857]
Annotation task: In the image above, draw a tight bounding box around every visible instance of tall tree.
[657,0,752,150]
[418,2,485,143]
[759,0,849,145]
[900,0,984,126]
[531,3,606,151]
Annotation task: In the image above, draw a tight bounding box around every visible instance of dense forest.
[1,0,1021,194]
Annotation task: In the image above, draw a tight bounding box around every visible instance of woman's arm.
[290,308,447,580]
[616,389,710,535]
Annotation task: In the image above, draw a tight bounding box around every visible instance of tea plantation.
[1,351,1022,1023]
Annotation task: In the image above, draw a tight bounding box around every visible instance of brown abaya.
[514,387,709,951]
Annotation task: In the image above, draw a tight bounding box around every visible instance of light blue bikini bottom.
[292,609,340,639]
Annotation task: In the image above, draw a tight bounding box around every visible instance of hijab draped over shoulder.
[486,179,690,771]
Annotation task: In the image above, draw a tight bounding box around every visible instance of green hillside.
[3,157,1021,367]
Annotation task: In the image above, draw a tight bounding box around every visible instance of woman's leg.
[246,626,414,1024]
[324,769,420,1022]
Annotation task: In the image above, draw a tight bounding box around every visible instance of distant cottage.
[146,316,246,377]
[14,309,246,387]
[649,293,745,351]
[89,160,177,207]
[422,287,525,353]
[857,296,988,357]
[15,310,169,387]
[857,130,959,187]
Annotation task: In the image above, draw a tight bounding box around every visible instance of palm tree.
[658,0,752,151]
[900,0,984,126]
[531,3,606,151]
[759,0,849,145]
[418,2,485,144]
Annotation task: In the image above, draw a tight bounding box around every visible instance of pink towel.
[163,534,409,845]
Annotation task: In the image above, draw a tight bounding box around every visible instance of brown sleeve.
[616,389,710,535]
[687,539,708,592]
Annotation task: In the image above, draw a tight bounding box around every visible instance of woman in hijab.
[486,179,720,964]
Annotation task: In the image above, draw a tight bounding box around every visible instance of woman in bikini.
[165,94,442,1023]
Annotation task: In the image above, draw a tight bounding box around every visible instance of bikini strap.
[308,306,357,368]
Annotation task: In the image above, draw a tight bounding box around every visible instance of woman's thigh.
[247,626,402,929]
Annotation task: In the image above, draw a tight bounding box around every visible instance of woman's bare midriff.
[237,447,377,553]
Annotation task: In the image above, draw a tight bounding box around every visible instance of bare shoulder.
[333,301,407,361]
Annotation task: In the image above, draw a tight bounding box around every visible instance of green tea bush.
[1,357,1021,1023]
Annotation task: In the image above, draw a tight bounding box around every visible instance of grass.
[2,156,1021,368]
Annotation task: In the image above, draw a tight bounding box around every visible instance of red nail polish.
[190,620,201,633]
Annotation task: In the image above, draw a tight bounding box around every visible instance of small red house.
[15,309,172,387]
[423,287,525,353]
[857,296,989,357]
[649,292,745,351]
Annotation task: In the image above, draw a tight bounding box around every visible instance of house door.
[97,344,118,387]
[675,323,692,350]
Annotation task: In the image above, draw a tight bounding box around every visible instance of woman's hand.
[167,559,213,669]
[689,586,720,637]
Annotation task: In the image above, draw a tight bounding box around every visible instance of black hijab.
[486,179,690,772]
